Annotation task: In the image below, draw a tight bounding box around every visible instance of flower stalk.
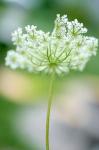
[46,71,55,150]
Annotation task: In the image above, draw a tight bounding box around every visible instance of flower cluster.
[5,14,98,75]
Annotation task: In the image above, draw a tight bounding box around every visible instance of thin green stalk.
[46,72,55,150]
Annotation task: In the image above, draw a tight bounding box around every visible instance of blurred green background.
[0,0,99,150]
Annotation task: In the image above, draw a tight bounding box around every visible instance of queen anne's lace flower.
[5,14,98,75]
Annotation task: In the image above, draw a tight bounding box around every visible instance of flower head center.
[49,62,57,68]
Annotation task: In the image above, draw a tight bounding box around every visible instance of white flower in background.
[5,14,98,75]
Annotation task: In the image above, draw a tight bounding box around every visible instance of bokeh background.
[0,0,99,150]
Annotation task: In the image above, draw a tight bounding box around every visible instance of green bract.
[5,14,98,75]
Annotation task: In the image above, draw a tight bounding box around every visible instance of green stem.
[46,72,55,150]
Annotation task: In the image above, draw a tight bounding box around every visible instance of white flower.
[25,25,37,33]
[5,14,98,75]
[67,19,88,36]
[12,28,26,46]
[5,51,21,69]
[5,50,33,71]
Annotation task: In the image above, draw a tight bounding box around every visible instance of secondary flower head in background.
[5,14,98,75]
